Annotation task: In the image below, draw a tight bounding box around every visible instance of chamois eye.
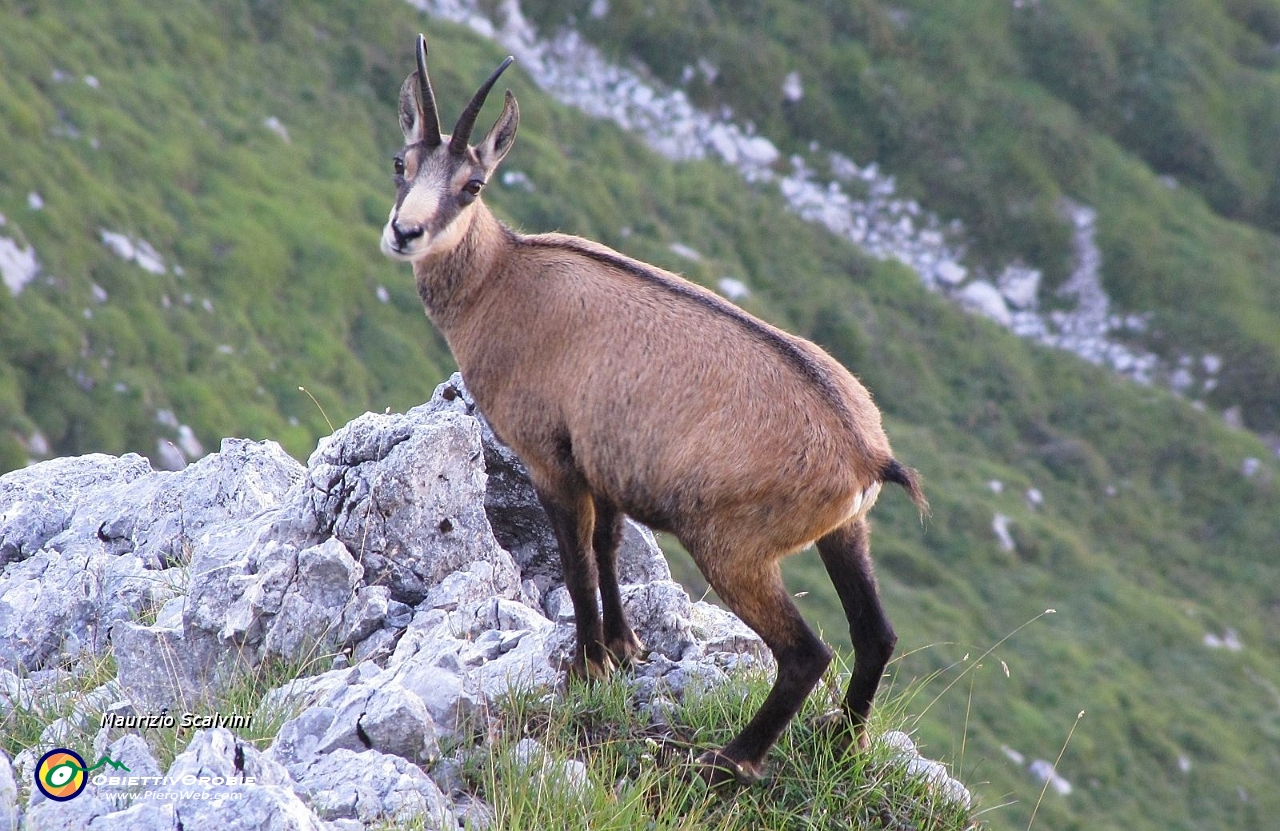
[393,157,406,176]
[463,179,484,196]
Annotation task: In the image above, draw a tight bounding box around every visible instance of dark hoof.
[695,749,762,787]
[564,653,617,684]
[607,632,647,668]
[814,709,871,752]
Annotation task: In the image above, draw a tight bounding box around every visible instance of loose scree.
[381,33,927,787]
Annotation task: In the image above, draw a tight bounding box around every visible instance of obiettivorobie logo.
[33,745,257,806]
[34,748,130,801]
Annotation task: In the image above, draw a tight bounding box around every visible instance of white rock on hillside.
[879,731,972,808]
[957,280,1013,327]
[0,236,38,296]
[1029,758,1073,795]
[99,229,168,274]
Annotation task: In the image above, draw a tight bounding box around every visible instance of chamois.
[382,34,926,786]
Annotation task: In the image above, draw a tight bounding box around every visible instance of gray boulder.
[287,749,455,827]
[0,548,180,671]
[0,750,16,831]
[51,438,302,569]
[0,453,151,567]
[690,600,771,663]
[164,726,294,786]
[84,734,165,813]
[111,619,243,713]
[617,520,671,585]
[295,406,518,606]
[622,580,697,660]
[184,530,366,670]
[183,401,524,673]
[155,728,327,831]
[172,786,326,831]
[262,538,365,660]
[22,794,114,830]
[0,439,300,673]
[268,688,455,827]
[75,801,177,831]
[394,662,480,739]
[319,679,439,763]
[382,597,567,730]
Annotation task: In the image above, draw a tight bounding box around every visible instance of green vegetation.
[0,653,118,761]
[462,667,978,831]
[1,1,1278,829]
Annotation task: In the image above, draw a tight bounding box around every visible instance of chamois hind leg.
[591,496,645,666]
[691,554,832,786]
[536,488,612,680]
[815,518,897,750]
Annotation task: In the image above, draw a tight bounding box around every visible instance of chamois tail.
[881,458,929,520]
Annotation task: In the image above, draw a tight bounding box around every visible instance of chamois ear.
[477,90,519,172]
[398,72,424,145]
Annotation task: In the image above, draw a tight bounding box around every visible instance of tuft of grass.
[0,651,119,760]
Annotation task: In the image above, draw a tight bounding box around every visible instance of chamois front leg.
[537,488,613,680]
[591,495,646,667]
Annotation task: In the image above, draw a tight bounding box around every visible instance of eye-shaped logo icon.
[35,748,89,801]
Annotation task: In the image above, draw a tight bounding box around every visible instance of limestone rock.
[296,405,518,606]
[879,730,972,808]
[0,750,17,831]
[289,749,455,827]
[956,280,1013,328]
[54,438,302,569]
[111,619,242,712]
[0,453,150,566]
[0,549,179,671]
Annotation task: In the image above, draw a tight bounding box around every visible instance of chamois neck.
[411,202,512,331]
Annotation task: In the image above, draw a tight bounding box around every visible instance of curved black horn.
[416,34,443,147]
[449,55,515,154]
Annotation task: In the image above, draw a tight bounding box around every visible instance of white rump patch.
[848,481,882,521]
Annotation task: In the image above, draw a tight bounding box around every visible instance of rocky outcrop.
[5,374,901,829]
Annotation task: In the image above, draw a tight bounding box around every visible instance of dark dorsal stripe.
[519,234,854,422]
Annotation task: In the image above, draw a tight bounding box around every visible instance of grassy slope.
[0,1,1278,829]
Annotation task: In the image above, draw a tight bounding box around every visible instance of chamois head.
[381,34,518,263]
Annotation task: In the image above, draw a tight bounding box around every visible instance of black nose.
[392,221,425,246]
